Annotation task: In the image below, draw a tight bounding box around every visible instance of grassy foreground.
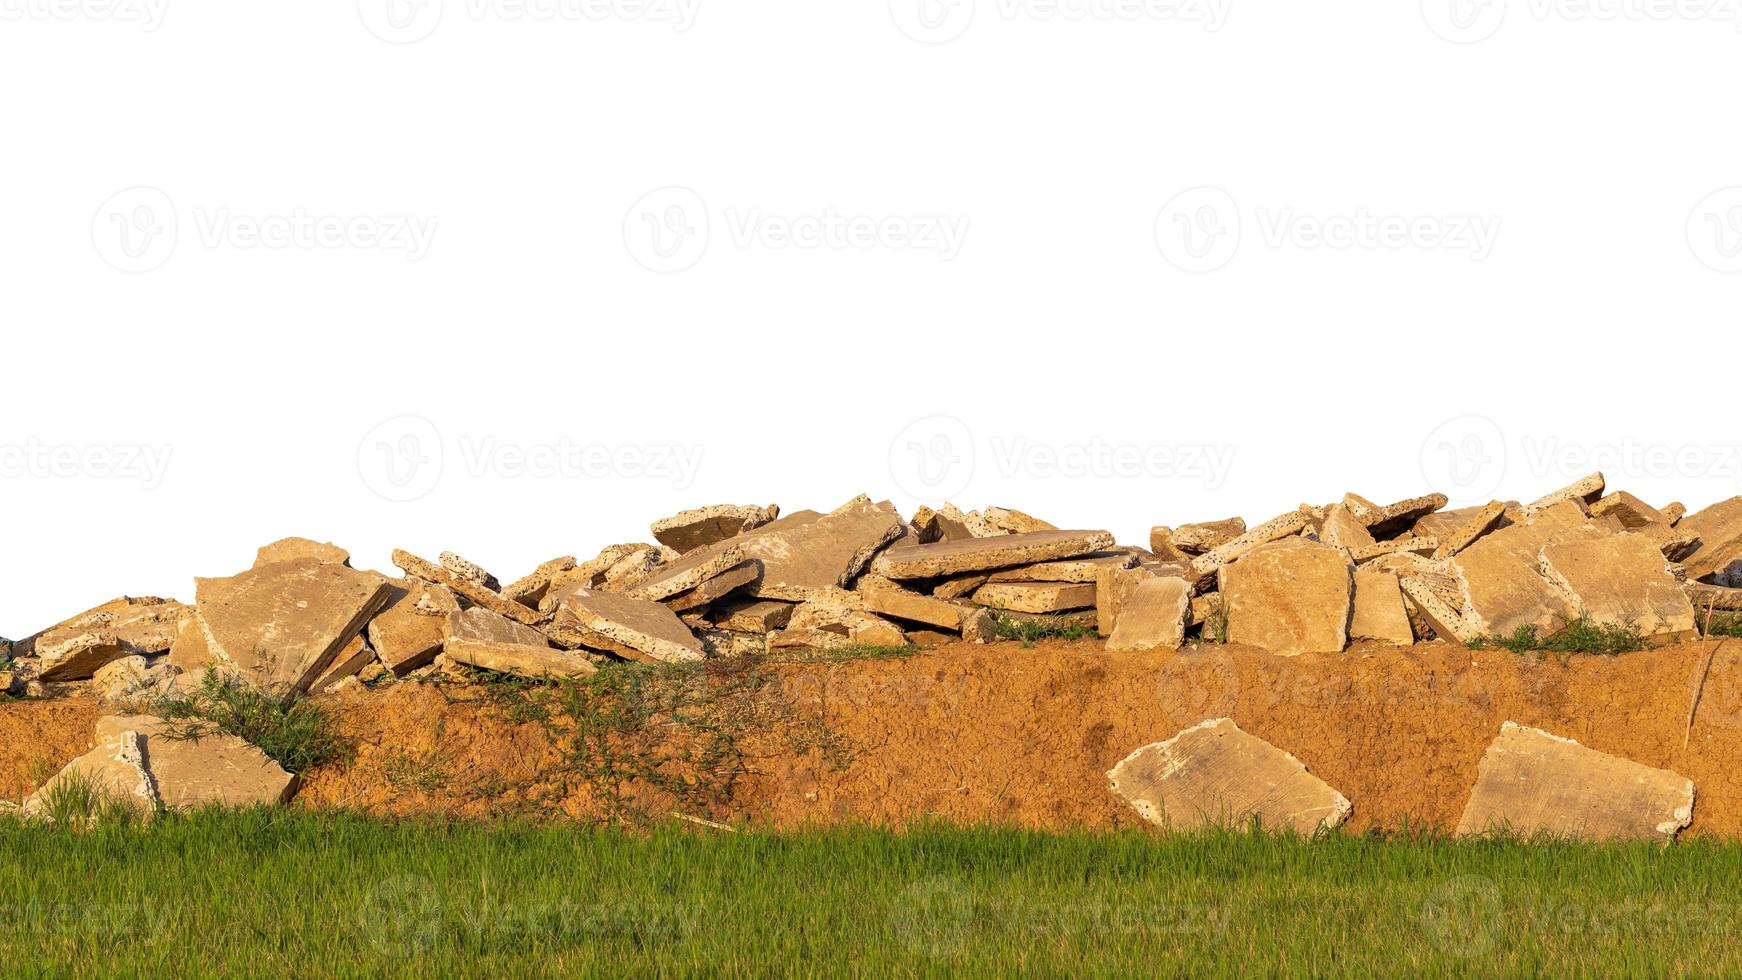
[2,812,1740,977]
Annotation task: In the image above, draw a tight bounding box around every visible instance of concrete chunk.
[710,599,796,634]
[1190,511,1311,577]
[254,538,350,568]
[1173,518,1246,554]
[366,579,456,676]
[860,586,968,631]
[1451,502,1606,637]
[1539,532,1698,640]
[985,550,1142,583]
[1678,496,1742,585]
[626,543,748,602]
[34,597,186,681]
[1105,573,1191,652]
[650,504,778,553]
[553,588,706,664]
[874,529,1116,579]
[393,549,546,626]
[195,559,391,698]
[1351,569,1415,645]
[1431,501,1508,560]
[1526,472,1606,514]
[1218,539,1353,656]
[1455,722,1694,841]
[23,729,159,819]
[95,714,297,805]
[971,581,1096,614]
[1107,719,1351,833]
[445,607,597,678]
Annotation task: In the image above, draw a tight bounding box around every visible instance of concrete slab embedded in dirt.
[874,529,1115,579]
[1455,722,1694,841]
[1106,718,1351,833]
[195,559,391,698]
[95,714,297,806]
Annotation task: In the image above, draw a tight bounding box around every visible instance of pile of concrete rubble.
[7,474,1742,710]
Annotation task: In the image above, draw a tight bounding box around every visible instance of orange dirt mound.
[7,639,1742,835]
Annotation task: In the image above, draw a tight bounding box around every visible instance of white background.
[4,0,1741,632]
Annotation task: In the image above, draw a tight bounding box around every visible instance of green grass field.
[3,811,1740,977]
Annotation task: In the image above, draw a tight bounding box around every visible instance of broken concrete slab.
[1431,501,1508,560]
[1398,575,1479,644]
[366,579,456,676]
[1526,472,1606,514]
[1455,721,1694,841]
[1451,501,1607,637]
[1350,569,1415,645]
[23,728,158,819]
[444,607,597,679]
[1190,511,1312,577]
[393,549,546,627]
[1678,496,1742,585]
[972,581,1096,614]
[981,506,1057,534]
[874,529,1116,579]
[312,633,375,692]
[1218,539,1353,656]
[254,538,350,568]
[654,497,906,603]
[1173,518,1246,555]
[1539,532,1697,640]
[33,597,186,681]
[651,504,778,553]
[501,555,578,608]
[440,551,500,591]
[195,558,392,698]
[1105,572,1191,652]
[710,599,796,634]
[860,585,968,631]
[1107,718,1351,833]
[95,714,297,805]
[1319,504,1376,553]
[663,560,760,613]
[1345,492,1449,538]
[626,543,749,602]
[1351,537,1440,564]
[1147,526,1191,563]
[1589,491,1669,531]
[552,587,706,664]
[986,550,1141,584]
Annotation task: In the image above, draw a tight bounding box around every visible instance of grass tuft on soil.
[151,671,350,774]
[992,611,1096,645]
[0,810,1739,975]
[1468,617,1647,656]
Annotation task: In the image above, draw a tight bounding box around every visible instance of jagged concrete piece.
[874,529,1115,579]
[33,597,186,681]
[650,504,778,554]
[195,559,391,698]
[95,714,297,805]
[24,728,160,819]
[1190,511,1311,576]
[1105,572,1191,652]
[1346,492,1449,537]
[367,579,457,676]
[982,506,1057,534]
[663,561,760,613]
[439,551,500,591]
[627,543,749,602]
[554,588,705,664]
[1538,533,1697,639]
[1107,719,1351,833]
[1398,576,1479,644]
[393,549,546,627]
[1526,472,1606,514]
[986,551,1142,584]
[1173,518,1246,554]
[710,599,796,634]
[254,538,350,568]
[860,586,967,630]
[1319,504,1375,553]
[653,497,905,602]
[1678,496,1742,585]
[1352,537,1439,563]
[1589,491,1668,531]
[501,556,578,608]
[1351,569,1415,645]
[1455,722,1694,841]
[1432,501,1508,560]
[972,581,1096,614]
[1451,502,1606,637]
[444,607,597,678]
[1218,539,1353,656]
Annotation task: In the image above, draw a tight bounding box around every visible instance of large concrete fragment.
[985,550,1141,584]
[1217,539,1353,656]
[1345,492,1449,538]
[1451,502,1606,637]
[981,506,1057,534]
[650,497,905,603]
[1105,572,1191,652]
[552,587,706,663]
[1455,722,1694,841]
[34,597,186,681]
[1539,532,1697,639]
[859,586,967,631]
[444,607,597,678]
[1678,496,1742,585]
[1525,472,1606,514]
[663,561,760,613]
[626,543,749,602]
[95,714,297,804]
[1190,511,1311,576]
[393,549,545,626]
[874,529,1115,579]
[500,555,578,608]
[650,504,778,553]
[254,538,350,568]
[195,559,391,698]
[1318,504,1375,553]
[1106,719,1351,833]
[23,728,158,819]
[1589,491,1669,531]
[1431,501,1508,560]
[366,579,457,676]
[1398,575,1479,644]
[1350,569,1415,645]
[1173,517,1246,554]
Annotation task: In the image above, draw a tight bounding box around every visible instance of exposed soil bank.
[7,639,1742,835]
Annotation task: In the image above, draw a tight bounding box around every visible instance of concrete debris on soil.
[5,474,1734,821]
[1456,722,1695,841]
[1106,719,1352,834]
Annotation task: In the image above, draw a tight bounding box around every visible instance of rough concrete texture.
[875,529,1117,579]
[1350,569,1415,645]
[552,587,707,663]
[444,607,596,679]
[1538,532,1698,640]
[1106,718,1351,833]
[1218,539,1353,656]
[650,503,778,554]
[1105,572,1191,652]
[1455,721,1694,841]
[972,581,1096,614]
[194,559,391,698]
[1452,502,1605,637]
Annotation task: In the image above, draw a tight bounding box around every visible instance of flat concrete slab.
[1455,721,1694,841]
[873,529,1115,579]
[1107,718,1351,833]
